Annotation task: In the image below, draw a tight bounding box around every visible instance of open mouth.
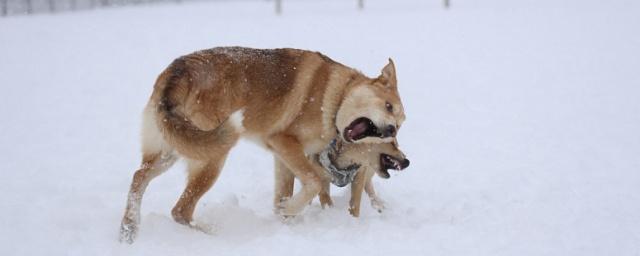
[378,154,410,179]
[344,117,382,142]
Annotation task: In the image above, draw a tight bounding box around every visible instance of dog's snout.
[401,158,410,169]
[383,125,397,137]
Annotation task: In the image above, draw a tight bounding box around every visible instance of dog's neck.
[320,69,360,142]
[318,138,360,187]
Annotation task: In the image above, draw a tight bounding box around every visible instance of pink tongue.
[350,121,368,138]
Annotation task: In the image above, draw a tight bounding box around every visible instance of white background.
[1,0,639,255]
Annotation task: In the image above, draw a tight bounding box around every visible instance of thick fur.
[274,140,408,217]
[119,47,405,243]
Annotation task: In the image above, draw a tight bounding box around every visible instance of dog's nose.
[383,125,396,137]
[401,158,410,169]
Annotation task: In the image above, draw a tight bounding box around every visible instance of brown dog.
[119,47,406,243]
[275,140,409,217]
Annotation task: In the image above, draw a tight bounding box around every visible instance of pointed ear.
[379,58,397,86]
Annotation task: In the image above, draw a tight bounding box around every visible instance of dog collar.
[319,138,360,187]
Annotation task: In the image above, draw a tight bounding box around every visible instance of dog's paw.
[319,196,334,209]
[279,214,304,225]
[280,214,295,223]
[119,220,138,244]
[370,198,386,213]
[276,198,304,217]
[276,199,301,224]
[274,197,288,215]
[348,205,360,217]
[189,221,216,235]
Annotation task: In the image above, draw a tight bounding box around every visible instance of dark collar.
[319,138,360,187]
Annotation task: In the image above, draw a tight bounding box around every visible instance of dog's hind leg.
[171,136,237,226]
[120,151,177,243]
[171,158,226,226]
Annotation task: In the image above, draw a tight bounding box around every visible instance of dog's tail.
[154,58,237,159]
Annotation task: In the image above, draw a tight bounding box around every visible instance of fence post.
[26,0,33,14]
[1,0,7,16]
[49,0,55,12]
[275,0,281,15]
[444,0,450,9]
[358,0,364,10]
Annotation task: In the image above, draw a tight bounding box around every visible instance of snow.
[1,0,640,255]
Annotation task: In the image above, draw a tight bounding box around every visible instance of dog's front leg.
[318,180,333,208]
[349,171,367,217]
[267,134,323,216]
[364,176,385,213]
[274,157,295,210]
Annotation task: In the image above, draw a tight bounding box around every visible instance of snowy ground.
[1,0,639,255]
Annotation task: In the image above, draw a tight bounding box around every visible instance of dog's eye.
[385,102,393,113]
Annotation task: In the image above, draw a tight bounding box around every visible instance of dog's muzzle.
[318,139,360,187]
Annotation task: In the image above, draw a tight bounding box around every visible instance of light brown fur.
[119,47,405,243]
[274,141,408,217]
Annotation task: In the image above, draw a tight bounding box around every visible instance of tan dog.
[275,140,409,217]
[119,47,406,243]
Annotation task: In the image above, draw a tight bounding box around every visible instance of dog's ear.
[379,58,397,87]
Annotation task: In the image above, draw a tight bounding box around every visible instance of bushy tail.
[154,59,237,159]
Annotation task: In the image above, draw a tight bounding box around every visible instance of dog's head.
[331,139,410,179]
[336,59,406,143]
